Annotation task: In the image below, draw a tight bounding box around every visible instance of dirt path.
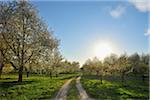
[53,78,73,100]
[76,76,90,100]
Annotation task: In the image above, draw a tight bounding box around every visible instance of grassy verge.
[67,78,78,100]
[0,73,78,99]
[81,75,149,99]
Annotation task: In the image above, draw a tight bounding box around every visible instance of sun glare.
[94,43,112,59]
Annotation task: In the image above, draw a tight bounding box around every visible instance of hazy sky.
[32,0,149,65]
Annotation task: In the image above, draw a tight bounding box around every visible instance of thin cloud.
[129,0,150,12]
[110,5,126,18]
[144,29,150,36]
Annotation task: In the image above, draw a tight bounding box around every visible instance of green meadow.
[67,78,79,100]
[0,74,77,99]
[81,75,149,99]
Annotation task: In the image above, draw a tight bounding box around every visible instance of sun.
[94,43,112,59]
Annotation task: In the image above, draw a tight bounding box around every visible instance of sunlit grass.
[0,73,77,99]
[81,75,149,99]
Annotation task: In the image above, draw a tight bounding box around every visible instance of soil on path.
[76,76,91,100]
[53,78,73,100]
[53,76,91,100]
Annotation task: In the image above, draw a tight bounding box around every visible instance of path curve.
[76,76,90,100]
[53,78,73,100]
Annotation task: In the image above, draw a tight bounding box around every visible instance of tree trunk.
[100,75,103,84]
[0,63,4,79]
[134,73,136,77]
[18,66,23,82]
[121,73,125,83]
[26,71,29,78]
[50,71,52,79]
[56,73,58,77]
[142,75,146,82]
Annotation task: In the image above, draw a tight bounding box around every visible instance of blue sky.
[32,0,149,64]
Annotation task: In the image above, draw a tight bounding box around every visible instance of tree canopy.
[0,0,60,82]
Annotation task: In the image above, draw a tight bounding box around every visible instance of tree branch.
[0,49,18,70]
[24,51,33,64]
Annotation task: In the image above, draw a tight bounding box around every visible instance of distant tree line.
[82,53,149,84]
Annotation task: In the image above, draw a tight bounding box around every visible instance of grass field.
[67,78,78,100]
[0,73,77,99]
[81,75,149,99]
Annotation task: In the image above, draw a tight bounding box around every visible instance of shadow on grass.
[0,80,34,89]
[0,78,17,80]
[83,75,148,86]
[58,74,76,80]
[59,76,74,80]
[37,92,51,99]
